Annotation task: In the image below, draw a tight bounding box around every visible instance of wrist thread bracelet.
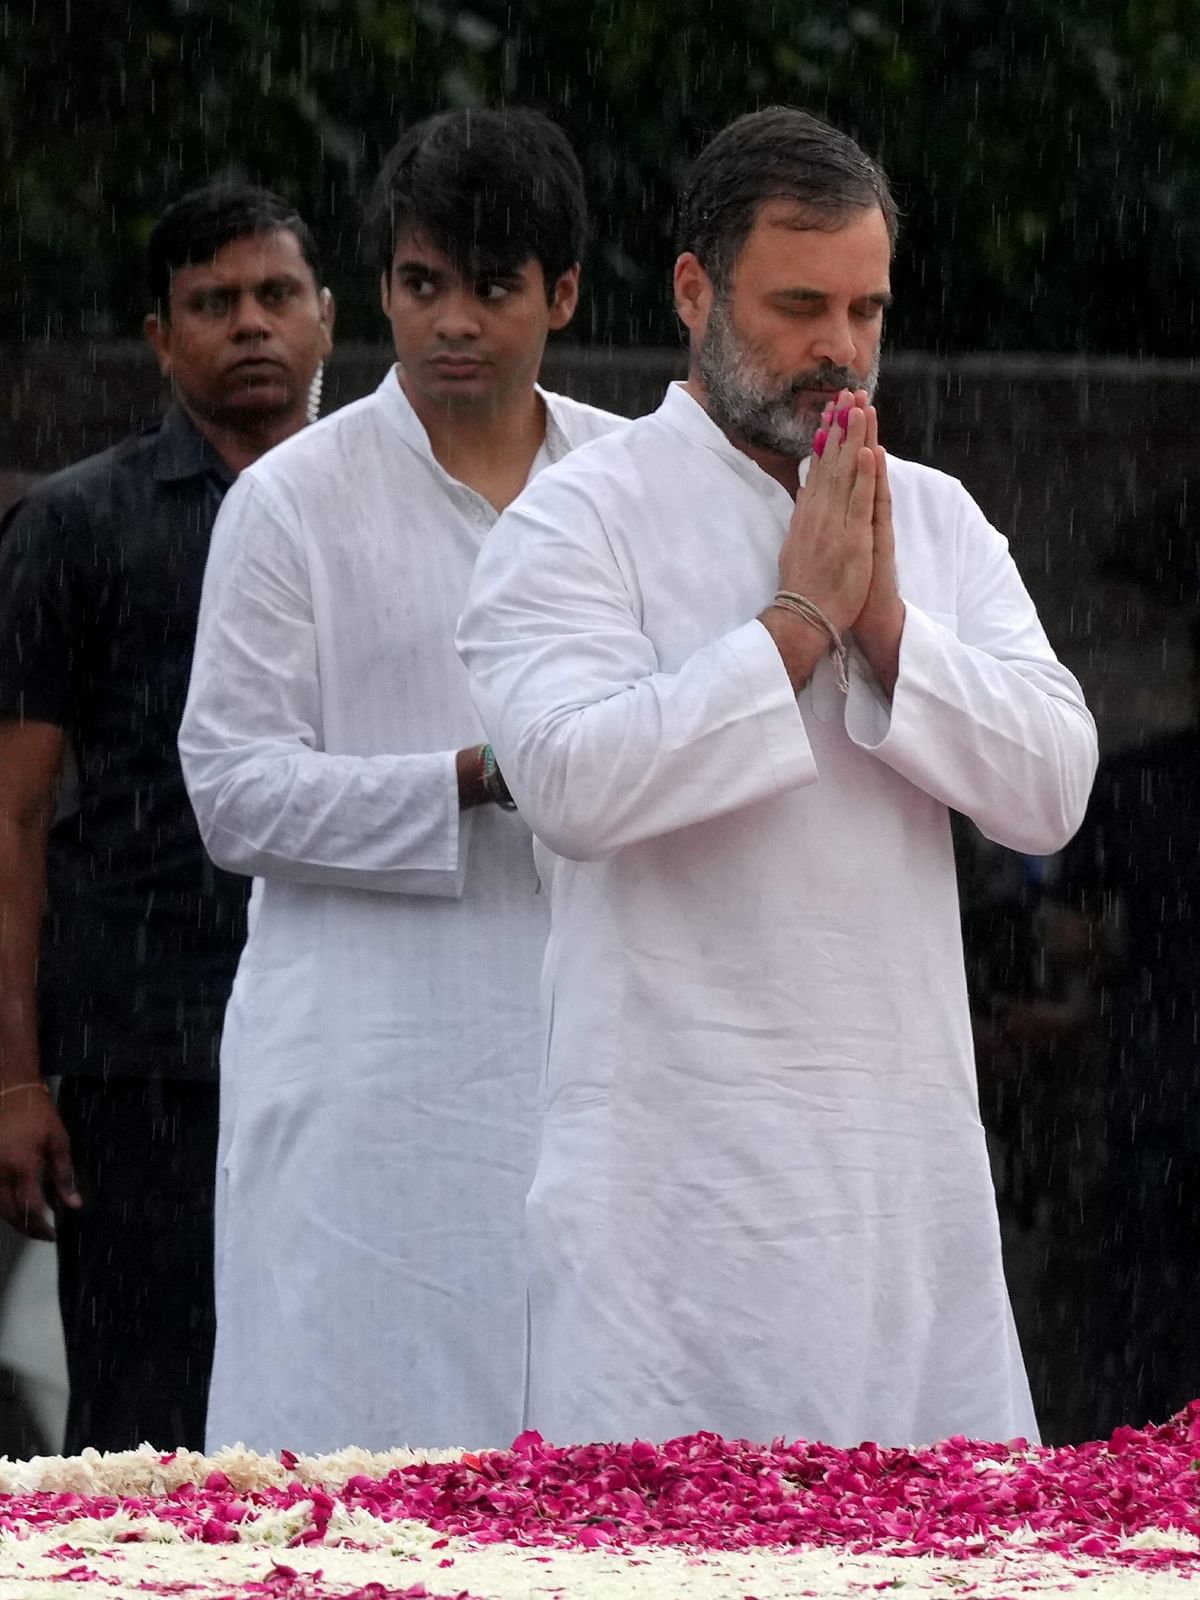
[0,1082,50,1102]
[770,591,850,693]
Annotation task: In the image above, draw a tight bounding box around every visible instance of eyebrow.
[393,258,525,282]
[186,272,305,294]
[774,287,893,308]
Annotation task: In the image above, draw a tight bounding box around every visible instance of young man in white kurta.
[180,110,621,1453]
[458,109,1098,1449]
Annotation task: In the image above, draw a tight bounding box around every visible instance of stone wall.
[2,341,1197,749]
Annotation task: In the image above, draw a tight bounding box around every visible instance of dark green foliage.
[5,0,1199,350]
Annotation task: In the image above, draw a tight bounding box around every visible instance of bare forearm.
[851,598,906,698]
[455,744,489,809]
[757,608,828,693]
[0,820,49,1086]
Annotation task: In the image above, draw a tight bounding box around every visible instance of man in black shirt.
[0,184,334,1451]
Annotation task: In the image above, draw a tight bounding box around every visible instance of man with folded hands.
[458,106,1098,1449]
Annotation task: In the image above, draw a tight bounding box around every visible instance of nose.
[809,313,859,369]
[229,291,271,342]
[433,287,483,343]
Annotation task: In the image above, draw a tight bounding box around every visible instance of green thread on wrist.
[481,744,518,811]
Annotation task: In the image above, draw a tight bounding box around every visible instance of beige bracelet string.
[769,591,850,693]
[0,1082,49,1102]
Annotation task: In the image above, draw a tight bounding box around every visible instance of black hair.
[147,183,322,317]
[676,106,899,294]
[368,107,587,299]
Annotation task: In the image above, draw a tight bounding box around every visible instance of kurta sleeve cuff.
[385,745,468,895]
[730,619,819,792]
[844,602,944,755]
[843,600,1096,855]
[425,748,470,893]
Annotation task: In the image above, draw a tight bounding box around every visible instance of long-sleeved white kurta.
[458,382,1098,1451]
[180,371,621,1455]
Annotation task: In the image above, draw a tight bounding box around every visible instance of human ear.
[143,311,172,377]
[547,264,581,331]
[317,288,336,355]
[673,252,714,336]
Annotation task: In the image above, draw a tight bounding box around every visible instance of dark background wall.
[3,339,1195,752]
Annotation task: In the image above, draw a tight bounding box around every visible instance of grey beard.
[697,298,880,458]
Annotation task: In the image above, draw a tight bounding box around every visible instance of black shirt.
[0,405,249,1080]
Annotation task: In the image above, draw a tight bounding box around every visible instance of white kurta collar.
[375,367,434,457]
[654,381,804,509]
[376,366,578,470]
[540,393,577,465]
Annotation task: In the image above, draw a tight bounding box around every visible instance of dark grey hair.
[676,106,899,293]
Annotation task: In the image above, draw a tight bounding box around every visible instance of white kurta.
[458,382,1098,1450]
[180,371,621,1454]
